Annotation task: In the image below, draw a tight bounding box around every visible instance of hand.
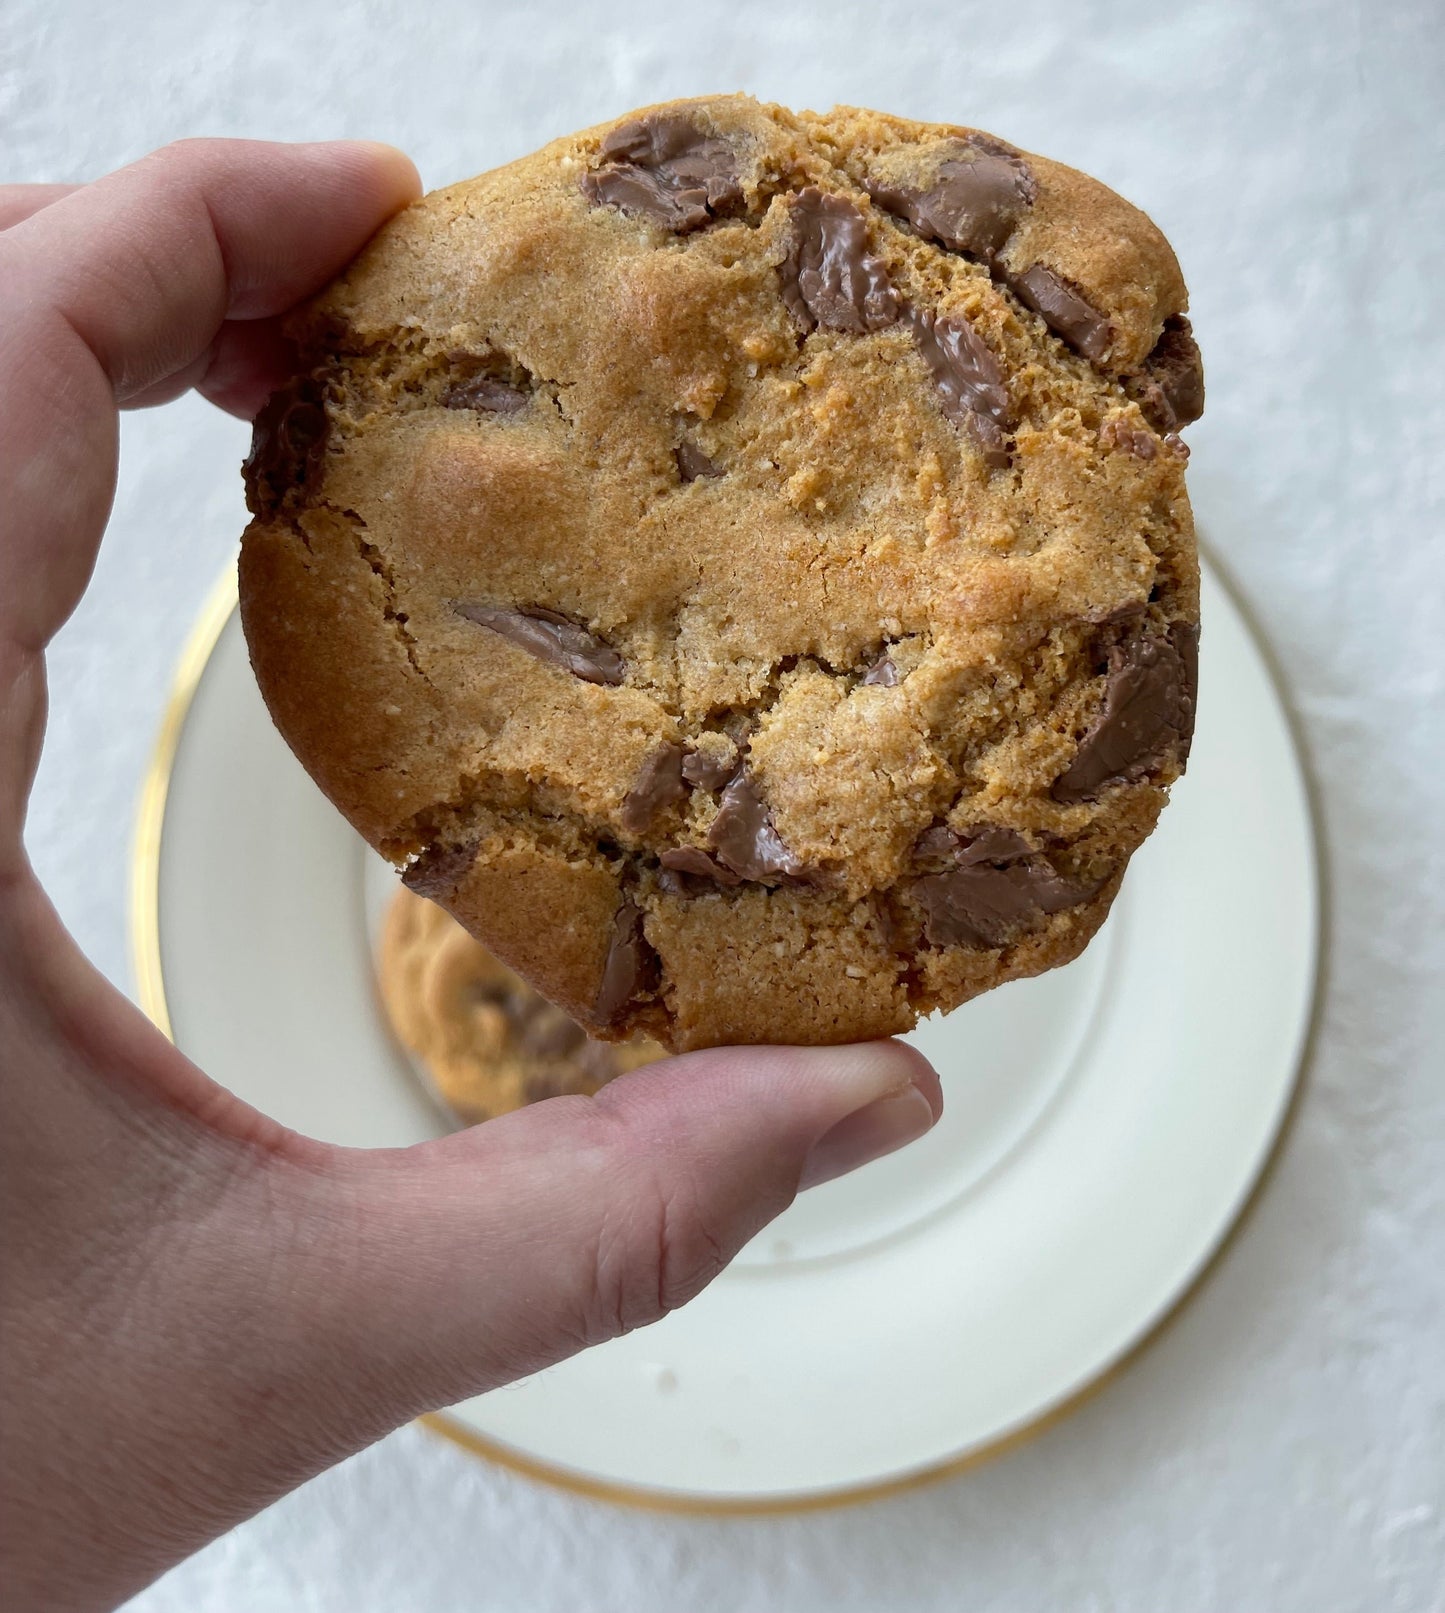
[0,142,941,1613]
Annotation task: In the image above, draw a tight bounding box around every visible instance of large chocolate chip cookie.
[240,95,1202,1052]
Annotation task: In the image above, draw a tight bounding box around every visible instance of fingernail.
[799,1084,937,1191]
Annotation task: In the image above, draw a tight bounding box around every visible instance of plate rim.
[129,555,1321,1516]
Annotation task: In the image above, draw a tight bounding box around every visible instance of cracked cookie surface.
[239,94,1202,1052]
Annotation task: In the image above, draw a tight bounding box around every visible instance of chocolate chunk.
[581,114,743,233]
[620,742,687,833]
[866,143,1036,262]
[1009,265,1113,364]
[1051,622,1199,802]
[680,747,736,791]
[593,899,658,1023]
[243,380,328,518]
[1099,417,1158,460]
[675,439,722,482]
[659,845,742,886]
[913,859,1096,948]
[1172,621,1200,760]
[441,376,529,413]
[904,305,1011,466]
[780,189,900,334]
[914,825,962,860]
[1125,316,1204,433]
[860,654,900,688]
[456,603,625,686]
[955,827,1033,865]
[707,768,804,881]
[914,824,1030,867]
[402,840,478,900]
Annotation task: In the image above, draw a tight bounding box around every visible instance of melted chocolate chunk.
[1124,315,1205,433]
[1052,623,1199,802]
[780,189,900,334]
[904,305,1011,466]
[956,827,1033,865]
[913,858,1096,948]
[1173,621,1200,758]
[456,604,625,686]
[1009,264,1113,364]
[680,747,736,791]
[659,845,742,886]
[675,439,722,482]
[866,142,1036,262]
[402,840,478,900]
[707,769,804,881]
[243,380,328,518]
[582,114,743,233]
[593,899,658,1024]
[860,654,900,688]
[914,824,1031,868]
[441,375,529,413]
[620,742,687,833]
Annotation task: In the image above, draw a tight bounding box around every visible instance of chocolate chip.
[1051,622,1199,802]
[707,768,804,881]
[860,654,900,687]
[593,898,658,1024]
[913,825,962,861]
[913,858,1097,948]
[402,840,478,900]
[456,603,625,686]
[680,748,736,791]
[1173,621,1200,759]
[914,823,1031,868]
[620,742,687,833]
[903,305,1011,466]
[243,380,328,519]
[1124,315,1204,433]
[1008,264,1113,364]
[780,189,900,334]
[582,114,743,233]
[659,845,742,886]
[1099,417,1158,460]
[441,376,529,413]
[675,439,722,482]
[866,142,1036,262]
[955,827,1033,865]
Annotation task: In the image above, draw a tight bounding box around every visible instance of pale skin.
[0,141,942,1613]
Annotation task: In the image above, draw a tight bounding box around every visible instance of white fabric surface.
[10,0,1444,1607]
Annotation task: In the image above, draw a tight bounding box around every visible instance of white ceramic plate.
[133,553,1317,1510]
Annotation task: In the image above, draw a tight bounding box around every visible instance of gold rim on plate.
[128,559,1320,1517]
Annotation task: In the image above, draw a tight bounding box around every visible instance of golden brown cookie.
[241,95,1202,1053]
[378,886,666,1123]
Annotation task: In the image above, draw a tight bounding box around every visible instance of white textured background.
[8,0,1444,1608]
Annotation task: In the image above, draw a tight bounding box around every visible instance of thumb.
[316,1040,940,1421]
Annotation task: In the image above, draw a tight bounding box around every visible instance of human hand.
[0,141,941,1613]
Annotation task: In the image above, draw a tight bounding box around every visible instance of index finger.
[0,138,419,861]
[0,138,419,651]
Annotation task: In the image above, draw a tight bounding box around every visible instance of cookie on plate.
[240,94,1202,1052]
[379,885,666,1124]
